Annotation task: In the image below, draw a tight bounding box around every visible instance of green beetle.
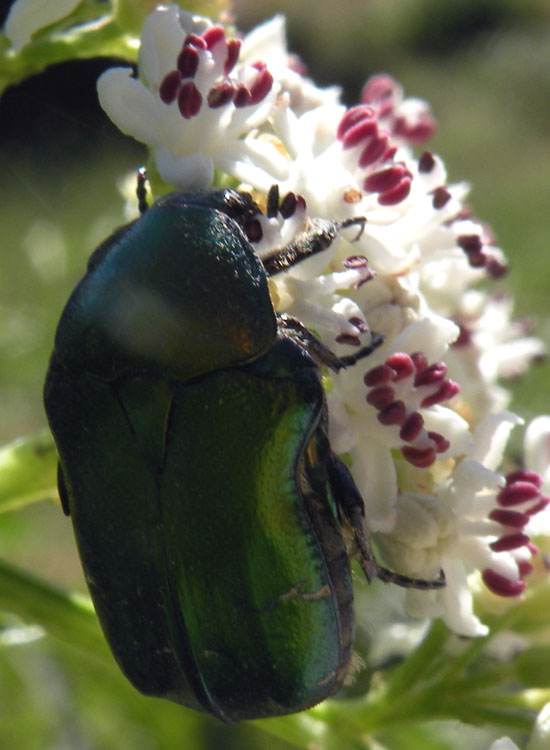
[44,180,443,722]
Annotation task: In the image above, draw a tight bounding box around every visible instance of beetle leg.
[136,167,149,215]
[57,463,71,516]
[326,453,446,590]
[278,313,384,372]
[260,216,365,276]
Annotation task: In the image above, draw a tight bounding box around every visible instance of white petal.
[241,14,287,64]
[390,316,459,362]
[5,0,82,51]
[423,406,472,457]
[470,411,523,470]
[350,440,397,532]
[154,147,213,190]
[138,5,187,88]
[524,416,550,486]
[439,558,489,636]
[528,703,550,750]
[490,739,521,750]
[97,68,164,146]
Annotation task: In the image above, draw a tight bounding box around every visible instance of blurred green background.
[0,0,549,747]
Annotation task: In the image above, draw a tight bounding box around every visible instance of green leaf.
[0,432,58,513]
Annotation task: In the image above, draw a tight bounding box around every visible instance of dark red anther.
[364,365,396,387]
[487,256,508,279]
[467,251,487,268]
[418,151,436,173]
[432,187,451,209]
[378,400,407,425]
[177,81,202,118]
[458,234,482,253]
[359,133,390,168]
[488,508,530,528]
[184,33,207,50]
[381,143,398,161]
[244,218,263,243]
[518,561,534,578]
[378,177,412,205]
[335,334,362,347]
[525,496,550,516]
[386,352,415,380]
[224,38,241,74]
[343,255,368,269]
[401,445,437,468]
[337,106,376,141]
[177,46,199,78]
[366,386,395,410]
[159,70,182,104]
[341,119,378,149]
[365,165,409,194]
[490,533,530,552]
[414,362,447,387]
[411,352,428,372]
[498,481,540,507]
[482,569,526,597]
[420,380,460,408]
[348,316,368,333]
[427,432,450,454]
[234,84,251,107]
[248,68,273,104]
[207,82,235,108]
[202,25,225,49]
[280,192,298,219]
[400,412,424,442]
[506,470,542,488]
[393,114,435,144]
[361,74,397,104]
[453,325,472,347]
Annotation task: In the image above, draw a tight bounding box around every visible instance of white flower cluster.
[98,5,548,637]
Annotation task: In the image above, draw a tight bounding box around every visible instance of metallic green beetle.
[44,182,443,722]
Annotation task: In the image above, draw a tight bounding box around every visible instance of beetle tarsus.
[328,455,446,590]
[278,314,383,372]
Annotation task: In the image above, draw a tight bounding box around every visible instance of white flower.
[98,5,286,190]
[99,6,548,637]
[4,0,83,52]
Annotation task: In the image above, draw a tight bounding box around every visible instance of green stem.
[0,558,109,662]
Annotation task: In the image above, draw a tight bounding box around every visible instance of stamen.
[432,187,451,209]
[225,39,241,75]
[378,400,407,425]
[490,533,530,552]
[207,82,235,108]
[177,46,199,78]
[401,445,437,468]
[378,177,411,205]
[482,569,526,597]
[184,33,207,50]
[365,164,411,194]
[280,192,299,218]
[244,218,263,243]
[498,481,540,507]
[400,412,424,441]
[159,70,182,104]
[202,26,225,49]
[488,508,530,528]
[177,81,202,118]
[386,352,415,380]
[366,386,395,410]
[359,133,390,168]
[418,151,436,173]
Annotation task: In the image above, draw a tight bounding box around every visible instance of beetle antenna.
[136,167,149,215]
